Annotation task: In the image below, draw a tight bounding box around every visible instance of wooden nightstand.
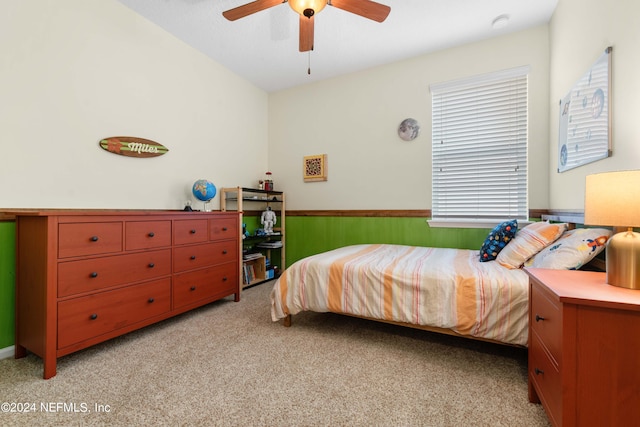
[525,268,640,427]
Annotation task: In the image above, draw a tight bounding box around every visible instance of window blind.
[430,66,529,221]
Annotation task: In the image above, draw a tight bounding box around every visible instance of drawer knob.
[190,255,196,260]
[90,236,99,242]
[222,250,228,255]
[148,232,155,237]
[90,272,98,278]
[190,286,196,291]
[222,276,228,281]
[535,314,545,322]
[148,263,155,268]
[148,298,155,303]
[190,229,196,234]
[90,313,98,320]
[222,227,228,231]
[534,368,544,375]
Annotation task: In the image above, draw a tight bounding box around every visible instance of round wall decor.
[398,118,420,141]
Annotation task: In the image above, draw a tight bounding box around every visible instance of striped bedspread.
[270,244,530,346]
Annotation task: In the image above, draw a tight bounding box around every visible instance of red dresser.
[7,209,239,379]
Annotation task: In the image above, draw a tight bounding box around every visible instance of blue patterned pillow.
[479,219,518,262]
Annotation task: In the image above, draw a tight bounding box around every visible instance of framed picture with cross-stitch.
[303,154,327,182]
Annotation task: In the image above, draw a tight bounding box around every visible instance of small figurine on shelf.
[261,206,277,234]
[258,180,264,190]
[264,171,274,191]
[242,223,250,239]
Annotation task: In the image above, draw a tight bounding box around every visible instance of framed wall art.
[558,46,612,173]
[303,154,328,182]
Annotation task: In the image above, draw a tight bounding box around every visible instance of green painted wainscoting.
[0,215,492,351]
[0,221,16,349]
[284,216,492,267]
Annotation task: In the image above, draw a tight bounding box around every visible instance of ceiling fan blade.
[222,0,284,21]
[330,0,390,23]
[299,15,314,52]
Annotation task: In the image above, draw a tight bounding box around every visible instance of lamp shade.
[585,170,640,289]
[288,0,326,15]
[584,170,640,227]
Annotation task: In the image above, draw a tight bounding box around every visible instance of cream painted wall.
[549,0,640,209]
[0,0,267,210]
[269,26,550,211]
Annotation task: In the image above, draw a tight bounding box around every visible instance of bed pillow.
[479,219,518,262]
[496,221,567,269]
[524,228,612,270]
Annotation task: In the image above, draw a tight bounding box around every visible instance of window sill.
[427,219,532,229]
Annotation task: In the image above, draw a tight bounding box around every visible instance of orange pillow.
[496,222,567,269]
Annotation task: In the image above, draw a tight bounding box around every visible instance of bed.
[270,218,611,347]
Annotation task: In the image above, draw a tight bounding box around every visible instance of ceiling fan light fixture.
[289,0,326,17]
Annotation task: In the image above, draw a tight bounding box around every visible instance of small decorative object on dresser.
[192,179,217,212]
[525,268,640,427]
[6,209,240,379]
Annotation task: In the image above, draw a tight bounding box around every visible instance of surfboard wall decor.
[99,136,169,158]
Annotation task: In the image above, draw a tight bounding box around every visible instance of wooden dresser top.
[525,268,640,312]
[0,209,235,220]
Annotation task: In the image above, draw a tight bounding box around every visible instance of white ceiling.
[116,0,558,93]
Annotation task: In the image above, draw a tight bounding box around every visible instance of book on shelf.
[243,252,264,261]
[243,263,256,284]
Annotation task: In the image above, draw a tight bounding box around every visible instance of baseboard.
[0,345,15,360]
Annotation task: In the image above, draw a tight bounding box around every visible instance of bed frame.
[283,312,524,347]
[281,215,602,347]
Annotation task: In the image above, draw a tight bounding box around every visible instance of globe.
[192,179,216,211]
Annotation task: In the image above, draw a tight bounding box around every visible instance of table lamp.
[584,170,640,289]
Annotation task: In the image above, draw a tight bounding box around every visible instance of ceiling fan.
[222,0,391,52]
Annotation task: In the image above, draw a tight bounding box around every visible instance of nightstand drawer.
[530,333,562,426]
[530,282,562,365]
[58,222,123,258]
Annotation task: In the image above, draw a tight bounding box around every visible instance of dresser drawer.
[530,282,562,365]
[57,278,171,349]
[58,249,171,298]
[173,263,237,309]
[209,217,238,241]
[58,222,123,258]
[530,333,562,426]
[125,220,171,250]
[173,241,237,273]
[173,219,208,245]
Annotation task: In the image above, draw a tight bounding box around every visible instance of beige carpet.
[1,281,550,426]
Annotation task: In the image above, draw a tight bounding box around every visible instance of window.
[430,66,529,225]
